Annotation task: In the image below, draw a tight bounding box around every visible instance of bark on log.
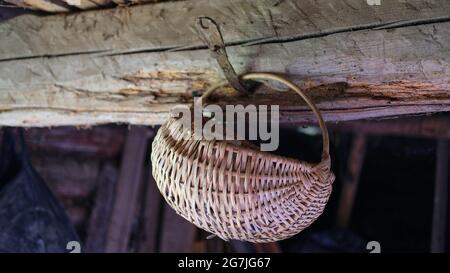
[0,0,449,127]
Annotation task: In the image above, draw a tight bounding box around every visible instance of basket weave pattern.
[151,73,335,242]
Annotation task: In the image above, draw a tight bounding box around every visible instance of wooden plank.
[336,133,367,228]
[24,126,126,158]
[104,126,149,253]
[137,129,162,253]
[84,162,118,253]
[430,140,449,253]
[159,204,196,253]
[31,155,99,198]
[136,169,162,253]
[0,0,449,126]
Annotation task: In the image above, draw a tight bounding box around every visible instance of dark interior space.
[1,114,448,253]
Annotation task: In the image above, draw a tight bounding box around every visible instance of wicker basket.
[151,73,335,243]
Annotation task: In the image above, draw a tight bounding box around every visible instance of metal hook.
[195,17,257,95]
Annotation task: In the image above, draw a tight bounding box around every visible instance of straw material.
[151,73,335,242]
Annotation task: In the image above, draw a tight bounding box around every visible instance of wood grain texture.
[0,0,449,126]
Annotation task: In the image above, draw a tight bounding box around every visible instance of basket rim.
[161,117,328,169]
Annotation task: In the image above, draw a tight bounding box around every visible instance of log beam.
[0,0,449,127]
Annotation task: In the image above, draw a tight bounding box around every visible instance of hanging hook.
[195,17,257,95]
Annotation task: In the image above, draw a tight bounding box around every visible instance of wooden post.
[84,162,118,253]
[104,126,149,253]
[137,133,163,253]
[431,140,449,253]
[336,134,367,228]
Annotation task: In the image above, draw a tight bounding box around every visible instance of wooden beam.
[0,0,449,126]
[3,0,450,59]
[431,140,449,253]
[104,126,149,253]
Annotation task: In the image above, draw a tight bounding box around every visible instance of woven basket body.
[151,73,335,243]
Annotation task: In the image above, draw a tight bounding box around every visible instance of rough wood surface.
[0,0,449,126]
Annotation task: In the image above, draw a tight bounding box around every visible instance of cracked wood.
[0,0,449,126]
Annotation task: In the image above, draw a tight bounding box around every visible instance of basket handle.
[200,72,330,160]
